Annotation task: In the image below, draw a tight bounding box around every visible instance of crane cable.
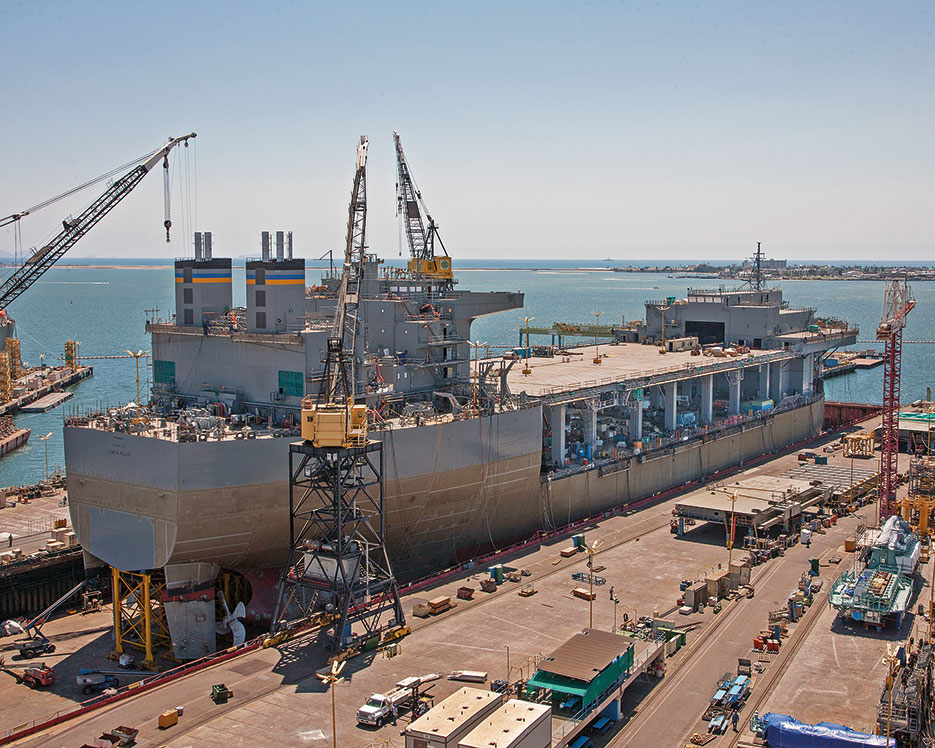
[0,145,164,229]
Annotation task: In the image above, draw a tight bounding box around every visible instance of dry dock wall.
[542,398,824,525]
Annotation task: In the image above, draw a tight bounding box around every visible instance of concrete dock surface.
[2,422,918,748]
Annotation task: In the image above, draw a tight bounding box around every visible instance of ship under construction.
[60,135,857,658]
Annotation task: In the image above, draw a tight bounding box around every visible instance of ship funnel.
[261,231,271,261]
[194,232,203,261]
[203,231,213,260]
[287,231,293,260]
[276,231,285,261]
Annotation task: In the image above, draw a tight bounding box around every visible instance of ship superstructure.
[63,137,856,660]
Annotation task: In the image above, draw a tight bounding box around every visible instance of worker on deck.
[732,711,739,731]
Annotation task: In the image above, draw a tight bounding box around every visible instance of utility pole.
[520,317,535,375]
[584,539,603,628]
[315,660,345,748]
[124,349,149,424]
[469,341,487,410]
[39,432,53,480]
[592,311,604,365]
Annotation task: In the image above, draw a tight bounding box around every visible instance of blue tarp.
[761,713,895,748]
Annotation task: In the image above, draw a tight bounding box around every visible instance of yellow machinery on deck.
[407,256,453,279]
[301,398,368,448]
[394,132,454,285]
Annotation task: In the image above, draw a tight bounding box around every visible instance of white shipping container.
[405,687,503,748]
[458,699,552,748]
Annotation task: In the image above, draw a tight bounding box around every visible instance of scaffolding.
[877,643,933,744]
[904,456,935,540]
[6,337,21,381]
[108,567,172,670]
[0,350,10,402]
[64,339,80,371]
[272,439,406,653]
[909,457,935,499]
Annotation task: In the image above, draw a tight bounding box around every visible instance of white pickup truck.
[356,673,440,726]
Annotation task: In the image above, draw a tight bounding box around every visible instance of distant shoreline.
[2,262,933,280]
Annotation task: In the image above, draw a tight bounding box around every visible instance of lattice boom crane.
[0,133,196,313]
[393,131,452,281]
[877,278,916,520]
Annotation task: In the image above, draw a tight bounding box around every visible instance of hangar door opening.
[685,320,725,345]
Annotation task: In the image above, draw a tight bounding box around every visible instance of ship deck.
[494,342,794,400]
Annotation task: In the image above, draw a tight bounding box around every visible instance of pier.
[0,366,92,417]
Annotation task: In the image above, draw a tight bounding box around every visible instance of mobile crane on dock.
[2,578,93,659]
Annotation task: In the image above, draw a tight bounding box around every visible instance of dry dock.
[2,418,908,748]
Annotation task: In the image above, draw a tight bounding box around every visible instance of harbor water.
[2,261,934,486]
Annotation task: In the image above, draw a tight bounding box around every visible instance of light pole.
[39,432,53,480]
[315,660,345,748]
[124,350,149,424]
[520,316,535,375]
[584,539,603,627]
[592,311,604,365]
[659,303,672,351]
[727,490,738,569]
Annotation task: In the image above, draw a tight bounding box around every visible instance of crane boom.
[0,133,196,312]
[877,278,916,520]
[393,132,452,282]
[301,137,369,450]
[332,136,369,346]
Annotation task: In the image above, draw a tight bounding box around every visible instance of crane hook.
[163,155,172,242]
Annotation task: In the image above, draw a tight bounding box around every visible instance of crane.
[281,137,405,653]
[393,132,452,283]
[303,136,369,448]
[0,133,196,314]
[877,278,915,520]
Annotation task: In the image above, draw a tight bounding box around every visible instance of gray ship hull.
[65,397,822,580]
[64,404,545,582]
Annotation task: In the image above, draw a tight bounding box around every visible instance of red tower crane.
[877,278,915,521]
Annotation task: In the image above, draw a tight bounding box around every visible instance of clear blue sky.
[1,1,932,262]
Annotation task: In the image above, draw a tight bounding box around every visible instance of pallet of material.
[448,669,488,682]
[427,596,452,614]
[560,547,578,558]
[573,587,596,601]
[157,710,179,729]
[413,604,430,618]
[457,586,475,600]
